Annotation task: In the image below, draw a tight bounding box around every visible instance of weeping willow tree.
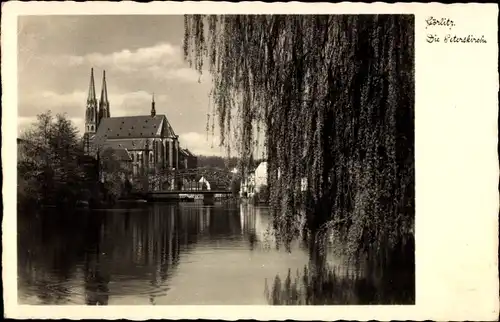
[184,15,415,254]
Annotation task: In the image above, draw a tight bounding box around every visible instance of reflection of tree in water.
[81,204,226,304]
[83,213,109,305]
[84,252,110,305]
[19,203,257,305]
[265,238,415,305]
[240,204,271,251]
[17,208,94,304]
[248,231,257,251]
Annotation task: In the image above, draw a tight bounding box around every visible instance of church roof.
[93,114,176,146]
[178,148,196,159]
[100,138,150,151]
[183,148,196,157]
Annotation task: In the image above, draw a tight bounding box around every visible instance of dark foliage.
[18,111,129,208]
[184,15,415,254]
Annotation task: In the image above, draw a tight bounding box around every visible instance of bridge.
[149,167,234,190]
[129,167,238,204]
[144,190,233,194]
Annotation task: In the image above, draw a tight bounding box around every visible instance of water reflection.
[265,238,415,305]
[18,203,414,305]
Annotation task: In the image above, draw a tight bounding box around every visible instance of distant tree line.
[196,155,239,169]
[196,154,268,171]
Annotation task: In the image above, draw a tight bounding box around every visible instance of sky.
[17,15,228,156]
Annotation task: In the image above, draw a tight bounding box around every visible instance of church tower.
[151,93,156,117]
[98,70,110,126]
[84,68,98,134]
[83,68,98,155]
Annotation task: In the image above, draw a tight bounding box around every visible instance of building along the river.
[240,161,308,198]
[240,161,268,198]
[82,68,197,177]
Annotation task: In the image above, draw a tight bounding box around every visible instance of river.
[17,202,414,305]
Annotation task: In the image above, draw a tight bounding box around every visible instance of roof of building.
[255,161,267,171]
[93,114,177,146]
[100,138,150,151]
[179,148,196,158]
[183,148,196,157]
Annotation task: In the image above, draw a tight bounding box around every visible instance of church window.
[91,125,94,131]
[155,142,159,163]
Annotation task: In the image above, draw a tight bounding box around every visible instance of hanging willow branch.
[184,14,415,253]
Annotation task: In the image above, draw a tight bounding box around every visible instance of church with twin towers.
[83,68,197,176]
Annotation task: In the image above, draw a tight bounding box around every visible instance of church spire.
[87,68,97,104]
[151,92,156,117]
[85,68,98,135]
[98,70,110,125]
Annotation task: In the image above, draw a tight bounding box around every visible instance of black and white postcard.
[2,2,498,321]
